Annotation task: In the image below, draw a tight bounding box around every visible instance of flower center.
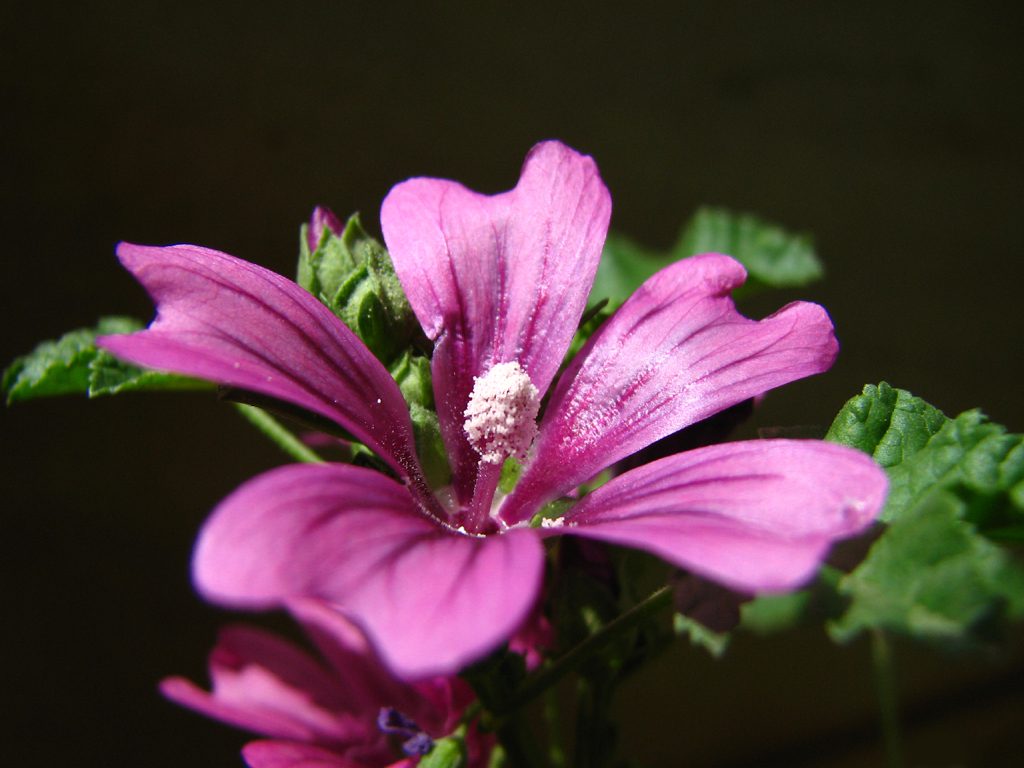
[463,361,540,464]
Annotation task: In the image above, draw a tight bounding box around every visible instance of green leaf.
[826,383,1024,648]
[4,327,98,402]
[739,566,846,635]
[673,612,730,657]
[826,382,1024,531]
[4,317,205,403]
[87,351,205,396]
[824,382,948,469]
[587,208,822,310]
[830,490,1024,648]
[885,410,1024,531]
[740,591,813,635]
[580,208,822,358]
[587,233,669,305]
[673,206,823,294]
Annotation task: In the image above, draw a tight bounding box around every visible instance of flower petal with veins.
[502,253,838,520]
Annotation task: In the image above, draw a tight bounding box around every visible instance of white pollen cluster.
[463,361,540,464]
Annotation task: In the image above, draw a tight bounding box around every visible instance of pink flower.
[162,598,490,768]
[99,141,886,679]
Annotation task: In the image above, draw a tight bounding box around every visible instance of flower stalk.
[871,628,905,768]
[493,586,673,718]
[232,403,324,463]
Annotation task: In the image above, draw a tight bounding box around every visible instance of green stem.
[574,673,617,768]
[543,687,566,768]
[495,586,673,717]
[871,628,904,768]
[233,403,324,463]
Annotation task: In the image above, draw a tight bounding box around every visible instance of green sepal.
[388,351,449,487]
[389,350,434,409]
[297,212,416,363]
[419,734,467,768]
[410,402,451,488]
[297,220,357,298]
[673,206,823,295]
[830,489,1024,648]
[4,317,206,404]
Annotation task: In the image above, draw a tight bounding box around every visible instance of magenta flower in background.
[99,141,887,679]
[162,598,490,768]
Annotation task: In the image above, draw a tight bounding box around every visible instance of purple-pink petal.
[502,254,838,519]
[381,141,611,501]
[286,598,422,719]
[560,439,887,592]
[242,740,367,768]
[97,243,423,483]
[160,625,359,745]
[193,462,545,679]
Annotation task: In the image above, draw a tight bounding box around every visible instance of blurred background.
[2,1,1022,765]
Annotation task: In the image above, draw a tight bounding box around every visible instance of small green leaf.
[825,382,948,469]
[4,327,98,403]
[830,490,1024,648]
[4,317,205,403]
[673,206,823,294]
[88,351,204,396]
[673,613,730,657]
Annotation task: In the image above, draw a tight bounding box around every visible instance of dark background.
[2,1,1022,766]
